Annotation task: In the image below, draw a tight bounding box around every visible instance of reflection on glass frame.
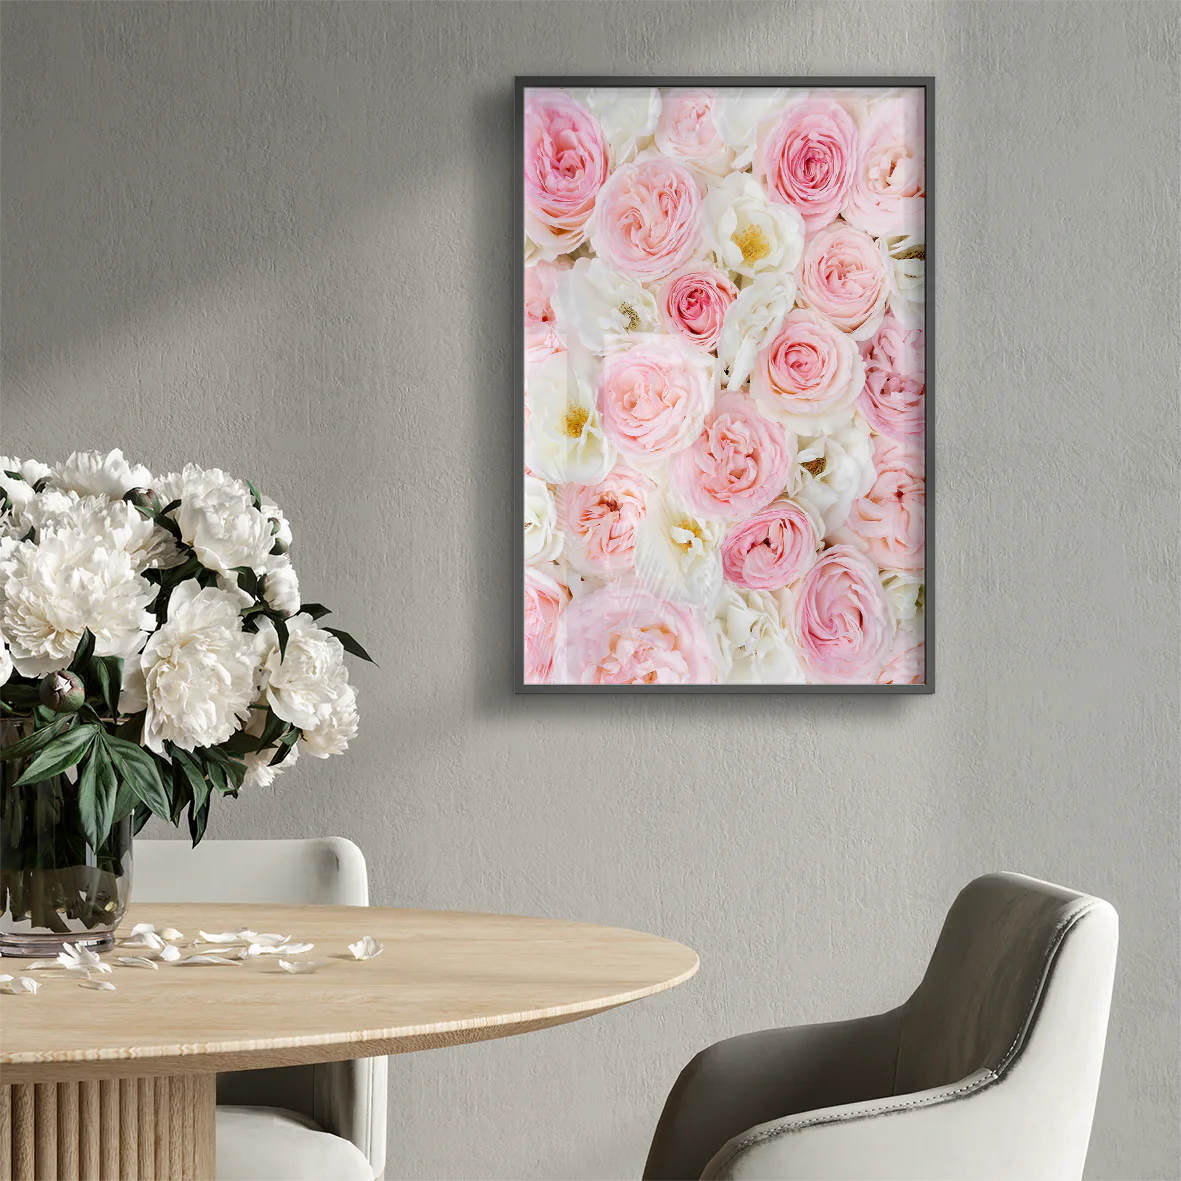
[516,77,932,693]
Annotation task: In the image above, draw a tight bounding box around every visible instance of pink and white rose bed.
[522,85,926,687]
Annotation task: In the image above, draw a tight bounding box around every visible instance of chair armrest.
[644,1010,902,1181]
[313,1058,387,1180]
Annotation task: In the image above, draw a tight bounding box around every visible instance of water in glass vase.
[1,720,133,957]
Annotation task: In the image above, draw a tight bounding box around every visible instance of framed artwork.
[515,77,931,693]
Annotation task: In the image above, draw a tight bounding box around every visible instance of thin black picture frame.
[514,76,934,695]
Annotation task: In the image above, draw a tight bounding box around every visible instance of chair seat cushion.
[216,1105,374,1181]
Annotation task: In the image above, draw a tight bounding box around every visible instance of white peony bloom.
[240,704,300,789]
[0,532,157,678]
[791,417,876,539]
[879,233,925,328]
[577,87,661,165]
[263,614,350,731]
[708,584,806,684]
[33,494,182,572]
[127,581,259,754]
[173,465,273,575]
[51,449,153,500]
[702,172,805,281]
[551,258,660,356]
[260,499,292,552]
[717,273,795,391]
[299,683,359,759]
[0,632,12,687]
[262,555,301,616]
[634,490,725,607]
[1,457,52,534]
[524,475,562,564]
[713,88,793,170]
[525,352,616,485]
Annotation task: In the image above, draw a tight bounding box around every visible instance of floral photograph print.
[518,79,929,691]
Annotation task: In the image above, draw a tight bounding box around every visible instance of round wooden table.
[0,903,698,1181]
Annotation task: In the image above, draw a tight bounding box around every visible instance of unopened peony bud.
[122,487,163,515]
[268,518,289,555]
[38,670,86,713]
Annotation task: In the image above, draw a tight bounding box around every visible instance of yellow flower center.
[618,302,641,331]
[564,406,589,439]
[894,244,925,260]
[801,456,827,477]
[732,224,771,265]
[673,519,705,551]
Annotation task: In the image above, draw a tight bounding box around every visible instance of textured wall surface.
[2,2,1178,1178]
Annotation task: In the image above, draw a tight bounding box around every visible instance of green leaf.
[258,709,288,749]
[188,794,210,846]
[231,566,261,599]
[69,630,96,674]
[0,715,71,760]
[77,751,100,848]
[13,724,100,786]
[100,733,170,820]
[273,615,289,659]
[170,747,210,814]
[268,737,299,767]
[132,804,153,835]
[92,656,124,719]
[299,603,331,621]
[244,479,263,510]
[325,628,376,664]
[160,499,181,516]
[204,758,228,795]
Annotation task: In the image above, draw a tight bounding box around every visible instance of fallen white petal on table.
[247,941,314,957]
[0,976,40,994]
[128,922,157,937]
[160,928,186,943]
[198,930,245,944]
[348,935,385,960]
[117,956,160,969]
[278,960,332,974]
[177,954,243,967]
[79,979,116,991]
[159,946,182,962]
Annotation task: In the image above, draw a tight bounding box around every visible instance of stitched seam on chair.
[708,897,1100,1177]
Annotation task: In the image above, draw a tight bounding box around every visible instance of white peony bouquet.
[0,449,372,847]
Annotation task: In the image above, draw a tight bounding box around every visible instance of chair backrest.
[897,872,1118,1096]
[135,837,387,1179]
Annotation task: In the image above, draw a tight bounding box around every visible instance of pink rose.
[654,89,732,177]
[523,90,609,257]
[858,312,925,445]
[753,308,866,430]
[721,499,819,590]
[661,267,738,353]
[563,466,656,575]
[797,221,888,339]
[846,438,925,573]
[597,339,713,463]
[524,567,569,685]
[524,259,573,364]
[561,583,713,685]
[758,95,859,234]
[670,393,794,521]
[793,544,894,682]
[592,159,702,282]
[878,637,925,685]
[843,91,925,238]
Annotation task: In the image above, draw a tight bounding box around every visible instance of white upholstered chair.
[645,872,1118,1181]
[135,838,388,1181]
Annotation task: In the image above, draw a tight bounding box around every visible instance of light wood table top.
[0,903,699,1084]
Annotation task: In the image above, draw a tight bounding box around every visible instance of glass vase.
[0,719,133,957]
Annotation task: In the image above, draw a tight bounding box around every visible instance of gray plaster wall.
[2,2,1178,1178]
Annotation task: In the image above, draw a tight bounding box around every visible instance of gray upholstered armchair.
[645,873,1118,1181]
[136,837,387,1181]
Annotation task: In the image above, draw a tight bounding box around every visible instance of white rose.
[174,465,273,575]
[702,172,805,281]
[634,490,724,607]
[264,614,350,731]
[51,449,153,499]
[0,633,12,687]
[525,352,616,485]
[551,258,660,356]
[791,417,876,538]
[262,555,301,616]
[717,273,795,391]
[300,684,359,759]
[577,87,661,165]
[713,88,793,170]
[882,569,924,624]
[524,475,562,564]
[708,584,806,684]
[879,233,925,328]
[0,531,157,678]
[123,580,257,753]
